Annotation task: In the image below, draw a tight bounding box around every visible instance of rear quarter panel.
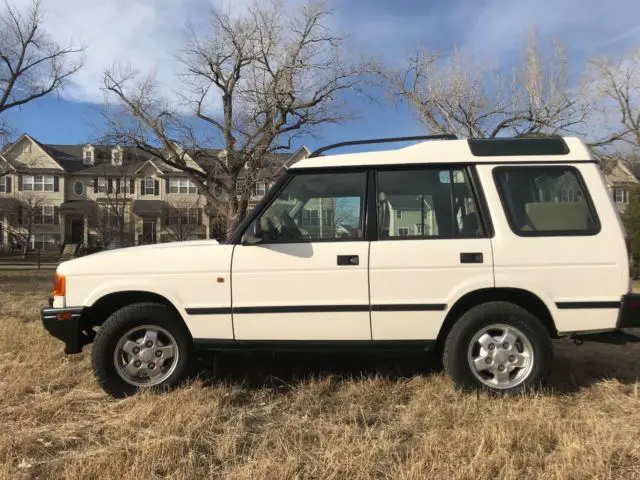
[477,162,628,334]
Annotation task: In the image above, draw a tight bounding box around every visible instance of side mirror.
[241,219,264,245]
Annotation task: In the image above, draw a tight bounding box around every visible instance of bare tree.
[0,0,84,147]
[586,47,640,151]
[163,196,204,242]
[93,154,136,250]
[103,0,367,238]
[379,30,587,139]
[2,190,51,256]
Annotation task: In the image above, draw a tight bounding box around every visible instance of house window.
[252,182,266,197]
[30,232,59,250]
[396,210,402,219]
[144,176,156,195]
[73,181,84,196]
[171,207,199,225]
[302,209,320,226]
[98,178,108,193]
[0,176,6,193]
[614,188,629,204]
[112,147,122,166]
[23,175,54,192]
[33,206,55,224]
[117,179,131,194]
[169,178,196,194]
[83,147,94,165]
[398,227,409,237]
[322,209,334,226]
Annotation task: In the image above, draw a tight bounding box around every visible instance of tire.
[443,301,553,394]
[91,302,194,398]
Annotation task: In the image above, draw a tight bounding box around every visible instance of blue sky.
[5,0,640,152]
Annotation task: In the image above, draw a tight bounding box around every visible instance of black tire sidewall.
[91,303,193,398]
[444,301,553,394]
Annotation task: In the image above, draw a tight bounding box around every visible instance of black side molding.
[556,301,621,309]
[186,304,448,315]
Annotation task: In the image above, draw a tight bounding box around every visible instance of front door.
[369,166,494,340]
[231,171,371,341]
[142,220,157,244]
[70,220,83,244]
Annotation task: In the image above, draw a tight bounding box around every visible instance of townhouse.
[0,134,308,252]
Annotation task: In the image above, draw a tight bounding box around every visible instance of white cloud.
[24,0,313,105]
[13,0,210,104]
[19,0,640,108]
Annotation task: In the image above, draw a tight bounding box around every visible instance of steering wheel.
[262,211,303,242]
[261,215,279,240]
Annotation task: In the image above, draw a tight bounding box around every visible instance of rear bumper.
[571,293,640,345]
[617,293,640,328]
[41,303,93,354]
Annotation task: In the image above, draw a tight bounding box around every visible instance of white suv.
[41,135,640,397]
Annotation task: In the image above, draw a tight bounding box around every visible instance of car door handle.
[337,255,359,266]
[460,252,483,264]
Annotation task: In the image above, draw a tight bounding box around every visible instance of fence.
[0,250,62,270]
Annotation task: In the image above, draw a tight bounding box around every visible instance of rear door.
[231,170,372,341]
[369,165,494,340]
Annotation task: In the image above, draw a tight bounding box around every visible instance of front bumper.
[41,300,94,354]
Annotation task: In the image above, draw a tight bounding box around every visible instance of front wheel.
[443,301,553,394]
[91,303,194,398]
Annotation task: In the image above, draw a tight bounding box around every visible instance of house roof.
[604,158,640,186]
[59,200,97,215]
[5,135,302,178]
[190,149,292,180]
[132,199,166,216]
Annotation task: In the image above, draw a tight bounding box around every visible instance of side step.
[570,329,640,345]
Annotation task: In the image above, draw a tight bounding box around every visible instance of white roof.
[290,137,593,170]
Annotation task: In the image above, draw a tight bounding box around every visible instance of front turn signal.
[52,272,66,297]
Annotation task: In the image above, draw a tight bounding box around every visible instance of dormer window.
[111,146,123,166]
[83,145,95,165]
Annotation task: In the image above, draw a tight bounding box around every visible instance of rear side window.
[493,166,599,236]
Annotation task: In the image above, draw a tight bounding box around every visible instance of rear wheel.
[443,301,553,393]
[91,303,193,398]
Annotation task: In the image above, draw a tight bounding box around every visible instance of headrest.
[524,202,589,231]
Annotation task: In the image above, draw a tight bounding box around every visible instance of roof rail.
[308,134,457,158]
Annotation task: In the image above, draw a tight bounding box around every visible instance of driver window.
[258,171,366,243]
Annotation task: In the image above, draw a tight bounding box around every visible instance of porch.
[59,200,95,245]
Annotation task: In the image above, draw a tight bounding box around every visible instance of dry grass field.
[0,271,639,479]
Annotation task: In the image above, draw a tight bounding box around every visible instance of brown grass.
[0,270,639,479]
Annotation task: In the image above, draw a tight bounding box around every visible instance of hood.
[58,239,227,276]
